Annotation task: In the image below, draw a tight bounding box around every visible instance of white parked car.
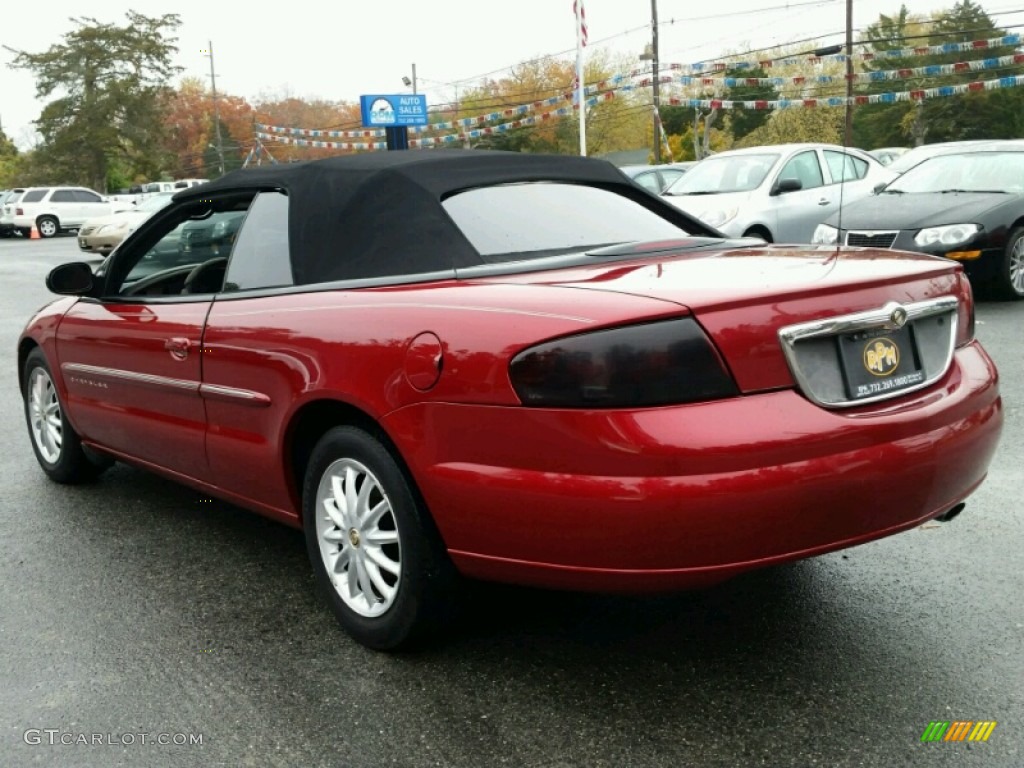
[0,188,26,236]
[619,162,696,194]
[11,186,134,238]
[77,191,177,255]
[661,143,896,243]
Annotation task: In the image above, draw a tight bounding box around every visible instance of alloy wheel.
[1010,236,1024,296]
[28,367,63,464]
[315,458,402,618]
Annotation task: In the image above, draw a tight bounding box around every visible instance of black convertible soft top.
[173,150,702,285]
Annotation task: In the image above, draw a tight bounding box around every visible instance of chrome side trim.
[62,363,198,394]
[62,363,271,407]
[199,383,272,407]
[778,297,959,409]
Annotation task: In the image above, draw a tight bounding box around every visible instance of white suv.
[11,187,132,238]
[0,188,26,236]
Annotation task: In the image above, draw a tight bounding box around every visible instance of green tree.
[9,12,182,191]
[738,106,845,146]
[0,128,20,187]
[722,68,779,141]
[853,1,1021,148]
[918,0,1022,141]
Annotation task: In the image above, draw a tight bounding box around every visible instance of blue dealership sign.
[360,94,429,127]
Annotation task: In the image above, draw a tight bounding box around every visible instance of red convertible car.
[19,151,1003,649]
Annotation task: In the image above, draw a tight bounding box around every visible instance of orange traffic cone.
[29,223,40,240]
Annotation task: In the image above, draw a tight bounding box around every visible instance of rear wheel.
[997,227,1024,300]
[22,348,110,483]
[302,426,455,650]
[744,226,773,243]
[36,215,59,238]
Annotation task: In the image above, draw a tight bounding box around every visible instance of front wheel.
[302,426,455,650]
[22,348,110,483]
[996,227,1024,300]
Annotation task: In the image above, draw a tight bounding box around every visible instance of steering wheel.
[121,264,198,297]
[181,257,229,295]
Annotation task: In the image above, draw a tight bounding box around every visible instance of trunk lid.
[476,243,966,393]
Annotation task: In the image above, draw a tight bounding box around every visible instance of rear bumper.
[384,341,1002,591]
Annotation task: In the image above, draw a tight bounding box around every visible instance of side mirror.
[46,262,95,296]
[772,178,803,195]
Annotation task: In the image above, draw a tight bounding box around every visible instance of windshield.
[884,152,1024,194]
[136,193,175,213]
[442,182,692,262]
[664,153,779,195]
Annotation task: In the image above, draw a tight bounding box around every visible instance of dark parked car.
[20,150,1002,650]
[812,142,1024,299]
[179,209,246,259]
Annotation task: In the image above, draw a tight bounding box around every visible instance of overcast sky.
[2,0,1022,148]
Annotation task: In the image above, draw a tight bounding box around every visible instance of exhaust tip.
[935,502,966,523]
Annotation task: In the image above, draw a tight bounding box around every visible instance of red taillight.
[509,317,738,408]
[16,207,24,216]
[955,272,975,346]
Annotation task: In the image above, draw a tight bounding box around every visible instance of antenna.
[836,0,854,252]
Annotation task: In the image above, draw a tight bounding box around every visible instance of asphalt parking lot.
[1,235,1021,768]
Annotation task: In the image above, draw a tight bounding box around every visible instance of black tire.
[302,426,455,650]
[994,226,1024,301]
[22,348,110,483]
[36,215,59,238]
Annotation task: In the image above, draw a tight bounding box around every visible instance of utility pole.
[845,0,854,146]
[206,40,226,176]
[402,64,418,94]
[651,0,662,163]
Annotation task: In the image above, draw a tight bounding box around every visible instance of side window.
[223,192,293,292]
[778,151,823,191]
[633,172,662,193]
[824,151,869,183]
[51,190,77,203]
[74,190,104,203]
[22,189,49,203]
[108,195,256,297]
[660,169,685,188]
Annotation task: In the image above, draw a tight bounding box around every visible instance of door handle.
[164,337,192,360]
[817,198,831,206]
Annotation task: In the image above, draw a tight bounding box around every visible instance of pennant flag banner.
[255,93,615,152]
[256,124,387,140]
[667,33,1022,74]
[255,79,626,139]
[255,59,1024,154]
[680,53,1024,87]
[665,73,1024,109]
[255,135,388,151]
